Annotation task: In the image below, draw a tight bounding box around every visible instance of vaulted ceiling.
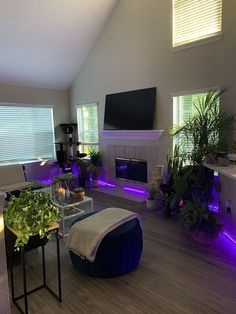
[0,0,117,89]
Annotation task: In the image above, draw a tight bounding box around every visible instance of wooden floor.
[10,190,236,314]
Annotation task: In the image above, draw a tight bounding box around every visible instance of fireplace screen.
[115,158,147,183]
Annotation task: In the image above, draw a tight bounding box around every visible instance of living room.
[1,0,236,313]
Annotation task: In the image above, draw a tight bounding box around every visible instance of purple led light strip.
[123,187,146,195]
[222,231,236,245]
[98,180,116,188]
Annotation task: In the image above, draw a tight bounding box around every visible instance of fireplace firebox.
[115,158,147,183]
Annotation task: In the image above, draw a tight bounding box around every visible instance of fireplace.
[115,158,147,183]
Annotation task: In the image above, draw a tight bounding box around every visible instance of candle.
[57,187,65,201]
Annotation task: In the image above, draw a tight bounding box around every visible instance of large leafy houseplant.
[179,201,223,243]
[170,90,235,165]
[159,145,184,216]
[5,190,61,250]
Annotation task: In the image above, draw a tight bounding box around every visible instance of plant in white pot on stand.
[146,182,159,210]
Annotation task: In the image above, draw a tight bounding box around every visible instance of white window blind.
[172,0,222,48]
[173,92,208,153]
[77,103,99,154]
[0,104,55,164]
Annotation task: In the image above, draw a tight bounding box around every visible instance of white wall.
[0,83,70,141]
[70,0,236,154]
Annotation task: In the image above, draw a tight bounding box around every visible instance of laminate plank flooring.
[10,190,236,314]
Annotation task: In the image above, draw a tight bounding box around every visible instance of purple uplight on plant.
[123,186,146,195]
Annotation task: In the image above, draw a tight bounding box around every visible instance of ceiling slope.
[0,0,117,89]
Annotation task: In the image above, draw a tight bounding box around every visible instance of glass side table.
[54,195,94,238]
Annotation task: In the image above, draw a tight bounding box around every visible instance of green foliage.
[89,149,102,167]
[160,145,185,213]
[170,90,235,165]
[89,164,99,179]
[166,145,185,187]
[174,165,214,206]
[5,190,61,250]
[53,173,75,188]
[179,201,223,241]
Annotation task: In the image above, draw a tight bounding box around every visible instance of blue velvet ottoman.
[69,211,143,277]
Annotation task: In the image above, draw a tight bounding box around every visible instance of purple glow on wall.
[39,178,53,185]
[98,180,116,188]
[123,186,146,195]
[71,163,79,175]
[208,172,220,213]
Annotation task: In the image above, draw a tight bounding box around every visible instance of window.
[0,104,55,164]
[172,0,222,48]
[173,91,215,153]
[77,103,99,154]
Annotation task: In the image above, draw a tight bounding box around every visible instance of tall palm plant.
[170,90,234,165]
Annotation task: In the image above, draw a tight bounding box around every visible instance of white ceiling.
[0,0,117,89]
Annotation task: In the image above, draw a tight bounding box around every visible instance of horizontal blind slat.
[0,104,55,163]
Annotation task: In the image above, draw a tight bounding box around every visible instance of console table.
[8,223,62,314]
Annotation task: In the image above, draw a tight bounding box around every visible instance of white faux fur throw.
[66,207,141,262]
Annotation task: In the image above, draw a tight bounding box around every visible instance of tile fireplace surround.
[99,130,167,188]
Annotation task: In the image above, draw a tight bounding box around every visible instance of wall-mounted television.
[103,87,156,130]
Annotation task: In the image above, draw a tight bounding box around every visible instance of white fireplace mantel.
[100,130,165,141]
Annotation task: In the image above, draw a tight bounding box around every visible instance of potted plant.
[89,165,99,188]
[159,145,184,216]
[170,90,235,165]
[179,201,223,244]
[76,158,90,187]
[4,190,61,251]
[72,187,85,200]
[146,182,158,209]
[89,148,102,167]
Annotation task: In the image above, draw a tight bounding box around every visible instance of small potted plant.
[89,148,102,167]
[89,165,99,188]
[179,201,223,244]
[73,187,85,200]
[4,190,61,251]
[146,182,158,209]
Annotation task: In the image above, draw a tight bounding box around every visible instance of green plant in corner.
[170,90,235,165]
[179,201,223,243]
[5,190,61,250]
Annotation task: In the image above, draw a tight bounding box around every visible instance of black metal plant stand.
[9,225,62,314]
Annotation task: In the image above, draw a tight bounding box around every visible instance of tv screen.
[104,87,156,130]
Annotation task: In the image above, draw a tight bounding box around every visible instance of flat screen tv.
[104,87,156,130]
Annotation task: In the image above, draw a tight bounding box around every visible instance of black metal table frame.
[9,227,62,314]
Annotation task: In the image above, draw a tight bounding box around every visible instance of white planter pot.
[146,198,158,210]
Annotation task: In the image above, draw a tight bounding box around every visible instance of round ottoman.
[69,211,143,277]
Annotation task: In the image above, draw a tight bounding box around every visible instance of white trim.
[171,87,221,98]
[0,102,54,108]
[100,130,165,141]
[171,33,223,52]
[76,102,98,108]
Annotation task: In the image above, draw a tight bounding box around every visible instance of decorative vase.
[65,188,71,201]
[146,198,158,210]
